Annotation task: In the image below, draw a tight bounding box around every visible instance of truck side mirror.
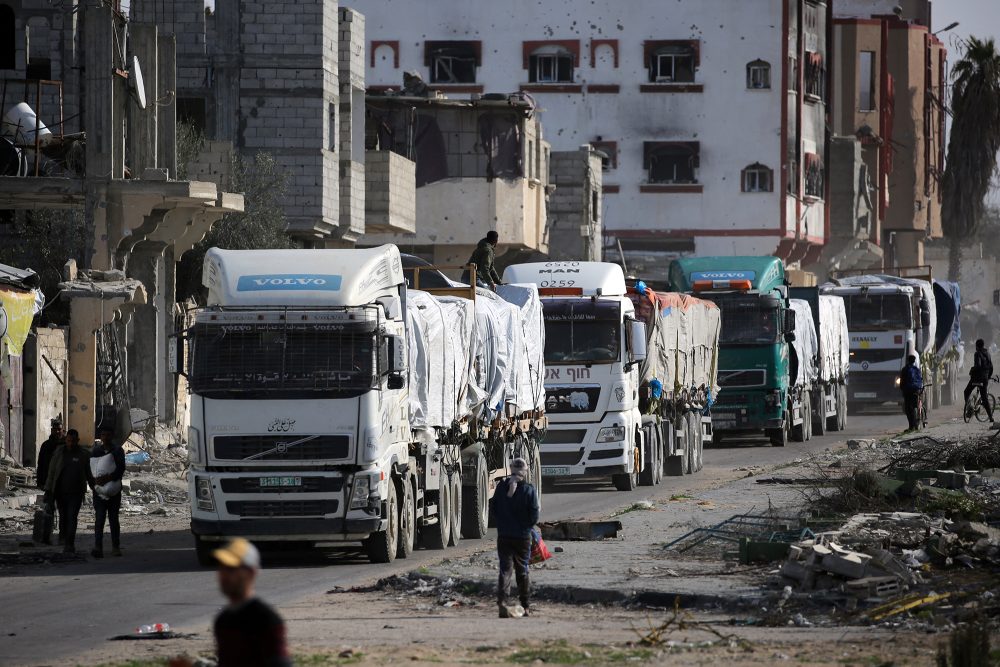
[629,319,647,363]
[387,334,406,374]
[387,375,405,390]
[168,334,185,377]
[783,309,796,335]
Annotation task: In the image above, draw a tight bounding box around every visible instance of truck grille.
[226,499,339,517]
[718,370,766,388]
[213,435,350,461]
[219,477,344,494]
[542,429,588,444]
[540,449,584,466]
[714,393,751,409]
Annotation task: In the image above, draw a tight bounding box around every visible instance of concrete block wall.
[185,140,234,190]
[337,8,366,239]
[549,146,604,261]
[22,326,69,467]
[365,150,416,233]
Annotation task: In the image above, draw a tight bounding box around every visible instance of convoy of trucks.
[182,244,968,564]
[668,257,802,446]
[183,245,547,564]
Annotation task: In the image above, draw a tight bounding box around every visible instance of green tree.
[177,149,299,303]
[941,36,1000,282]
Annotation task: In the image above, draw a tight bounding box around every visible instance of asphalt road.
[0,407,929,666]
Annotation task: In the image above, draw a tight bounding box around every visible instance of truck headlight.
[187,427,202,465]
[894,376,901,387]
[350,475,372,510]
[597,426,626,442]
[195,476,215,512]
[764,390,782,407]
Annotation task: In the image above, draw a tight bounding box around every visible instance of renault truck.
[669,257,802,446]
[502,262,649,491]
[181,245,546,565]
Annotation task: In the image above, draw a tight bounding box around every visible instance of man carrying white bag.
[89,426,126,558]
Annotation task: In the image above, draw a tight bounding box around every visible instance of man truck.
[668,256,804,446]
[181,245,546,564]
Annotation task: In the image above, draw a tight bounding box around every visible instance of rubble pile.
[348,572,481,609]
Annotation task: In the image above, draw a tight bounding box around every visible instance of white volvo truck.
[182,246,545,564]
[502,262,648,491]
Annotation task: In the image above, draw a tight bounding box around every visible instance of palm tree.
[941,37,1000,282]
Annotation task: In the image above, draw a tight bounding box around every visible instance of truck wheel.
[423,465,451,550]
[461,450,489,539]
[448,473,462,547]
[653,428,663,484]
[530,443,543,507]
[839,386,849,430]
[365,479,398,564]
[612,446,639,492]
[397,475,415,559]
[692,416,704,473]
[194,536,215,567]
[768,419,788,447]
[813,391,827,436]
[803,392,813,441]
[639,427,655,487]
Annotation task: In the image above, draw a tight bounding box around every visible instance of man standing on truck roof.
[899,354,924,431]
[467,231,503,290]
[964,339,995,424]
[491,457,540,618]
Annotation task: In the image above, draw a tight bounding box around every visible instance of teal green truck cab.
[668,257,796,446]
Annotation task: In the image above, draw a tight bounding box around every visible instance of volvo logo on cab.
[237,274,343,292]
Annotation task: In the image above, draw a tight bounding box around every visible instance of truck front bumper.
[191,517,383,542]
[539,414,633,479]
[847,371,901,404]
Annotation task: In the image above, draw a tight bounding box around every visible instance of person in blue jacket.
[899,354,924,431]
[490,457,540,617]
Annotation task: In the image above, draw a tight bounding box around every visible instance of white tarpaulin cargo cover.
[497,284,546,413]
[790,298,819,387]
[817,294,849,382]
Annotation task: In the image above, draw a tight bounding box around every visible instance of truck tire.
[461,450,489,539]
[639,426,656,487]
[693,416,704,473]
[365,479,398,564]
[839,386,849,430]
[814,390,827,436]
[768,418,788,447]
[654,428,663,484]
[530,443,543,507]
[682,415,693,475]
[803,392,812,441]
[612,445,639,491]
[448,472,462,547]
[194,536,215,567]
[397,475,415,559]
[791,398,807,442]
[423,463,451,550]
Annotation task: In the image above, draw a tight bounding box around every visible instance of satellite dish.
[130,56,147,110]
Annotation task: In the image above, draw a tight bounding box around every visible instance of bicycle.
[963,375,998,423]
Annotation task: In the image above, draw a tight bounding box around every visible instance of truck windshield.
[844,294,912,331]
[188,320,380,398]
[542,300,621,364]
[711,296,781,345]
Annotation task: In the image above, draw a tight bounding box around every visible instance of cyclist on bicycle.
[899,354,923,431]
[964,338,995,424]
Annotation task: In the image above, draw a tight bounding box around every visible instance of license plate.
[259,476,302,488]
[854,392,877,399]
[541,466,572,477]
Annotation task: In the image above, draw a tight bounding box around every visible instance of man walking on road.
[35,419,63,545]
[490,457,540,618]
[964,338,995,424]
[44,429,90,553]
[467,230,503,290]
[90,426,126,558]
[212,538,291,667]
[899,354,924,431]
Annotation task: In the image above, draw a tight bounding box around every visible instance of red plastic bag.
[530,528,552,565]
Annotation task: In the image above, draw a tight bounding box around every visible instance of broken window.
[805,51,826,100]
[0,5,14,70]
[177,97,208,132]
[746,60,771,89]
[742,163,773,193]
[478,112,522,180]
[25,17,50,79]
[591,141,618,172]
[529,47,574,83]
[425,41,480,84]
[648,44,695,83]
[804,152,824,198]
[644,142,699,184]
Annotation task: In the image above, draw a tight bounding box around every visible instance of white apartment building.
[356,0,831,279]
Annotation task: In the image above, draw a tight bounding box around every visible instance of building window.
[648,44,696,83]
[425,41,481,84]
[859,51,876,111]
[529,46,574,83]
[591,140,618,171]
[0,4,14,70]
[789,55,800,92]
[787,159,799,195]
[644,142,699,184]
[746,60,771,89]
[804,153,824,198]
[177,97,208,132]
[741,163,774,192]
[805,51,826,101]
